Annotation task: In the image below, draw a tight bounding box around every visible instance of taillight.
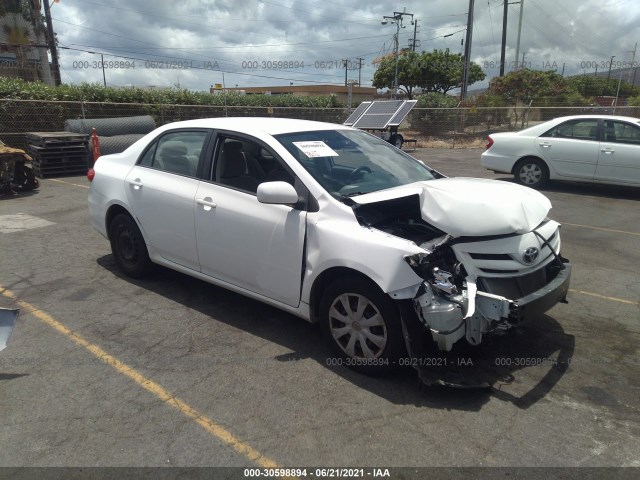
[87,168,95,182]
[485,135,494,150]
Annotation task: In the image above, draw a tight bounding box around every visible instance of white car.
[88,118,571,383]
[481,115,640,189]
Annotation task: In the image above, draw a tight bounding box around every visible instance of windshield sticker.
[292,141,339,158]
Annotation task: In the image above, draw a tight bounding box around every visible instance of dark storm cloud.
[51,0,640,90]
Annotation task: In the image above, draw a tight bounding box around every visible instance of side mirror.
[257,181,299,205]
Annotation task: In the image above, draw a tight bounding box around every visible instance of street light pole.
[382,10,414,99]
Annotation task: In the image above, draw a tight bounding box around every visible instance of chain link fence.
[2,98,640,150]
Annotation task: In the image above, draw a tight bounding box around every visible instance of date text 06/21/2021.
[71,60,221,70]
[243,468,391,478]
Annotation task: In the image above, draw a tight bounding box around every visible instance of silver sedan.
[481,115,640,189]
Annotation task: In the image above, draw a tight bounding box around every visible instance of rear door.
[536,118,600,179]
[124,129,211,271]
[595,119,640,185]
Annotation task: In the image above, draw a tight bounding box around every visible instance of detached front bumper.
[510,260,571,321]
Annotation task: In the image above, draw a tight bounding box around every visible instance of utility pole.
[607,55,615,83]
[628,43,637,84]
[514,0,524,70]
[500,1,508,76]
[461,0,475,99]
[343,59,348,86]
[382,10,414,99]
[357,57,364,86]
[101,54,106,87]
[410,19,420,51]
[43,0,61,85]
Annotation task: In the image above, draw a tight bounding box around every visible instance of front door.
[194,135,307,307]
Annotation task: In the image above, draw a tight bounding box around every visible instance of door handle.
[600,148,614,154]
[196,197,217,211]
[128,178,143,190]
[539,143,551,148]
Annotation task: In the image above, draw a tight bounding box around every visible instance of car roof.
[154,117,352,136]
[549,114,640,123]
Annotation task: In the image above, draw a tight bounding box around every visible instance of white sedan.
[88,118,571,384]
[481,115,640,189]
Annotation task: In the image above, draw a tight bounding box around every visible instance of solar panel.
[351,100,417,130]
[388,100,417,126]
[343,102,371,126]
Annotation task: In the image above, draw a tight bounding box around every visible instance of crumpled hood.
[352,177,552,236]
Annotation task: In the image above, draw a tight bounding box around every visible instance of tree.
[489,69,572,127]
[372,49,486,98]
[567,75,639,98]
[419,49,485,94]
[372,50,422,99]
[489,69,571,105]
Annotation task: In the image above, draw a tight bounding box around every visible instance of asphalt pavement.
[0,148,638,477]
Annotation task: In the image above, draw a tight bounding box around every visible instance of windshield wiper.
[341,191,368,198]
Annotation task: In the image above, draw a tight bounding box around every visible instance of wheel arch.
[105,204,134,241]
[511,155,551,176]
[308,267,387,324]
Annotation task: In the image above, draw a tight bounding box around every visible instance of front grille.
[479,268,519,274]
[469,253,512,260]
[477,260,563,299]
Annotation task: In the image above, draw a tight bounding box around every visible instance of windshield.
[274,129,435,198]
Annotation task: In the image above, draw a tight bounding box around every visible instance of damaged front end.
[405,233,571,353]
[351,178,572,359]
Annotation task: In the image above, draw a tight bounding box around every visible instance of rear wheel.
[319,276,405,374]
[390,134,404,149]
[108,214,152,278]
[514,157,549,189]
[19,166,39,191]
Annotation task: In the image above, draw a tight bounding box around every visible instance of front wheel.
[108,214,152,278]
[514,157,549,189]
[319,276,405,374]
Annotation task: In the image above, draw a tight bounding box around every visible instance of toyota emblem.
[522,247,539,264]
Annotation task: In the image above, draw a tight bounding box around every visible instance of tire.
[108,214,152,278]
[319,276,405,374]
[514,157,549,189]
[19,166,39,191]
[390,134,404,149]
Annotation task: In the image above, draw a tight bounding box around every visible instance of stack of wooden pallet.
[25,132,90,178]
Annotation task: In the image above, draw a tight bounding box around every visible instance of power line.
[54,18,392,50]
[59,46,348,85]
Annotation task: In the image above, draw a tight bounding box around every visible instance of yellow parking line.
[48,178,90,189]
[562,222,640,237]
[569,289,639,306]
[0,286,281,468]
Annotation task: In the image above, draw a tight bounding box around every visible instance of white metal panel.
[194,183,306,308]
[124,166,201,270]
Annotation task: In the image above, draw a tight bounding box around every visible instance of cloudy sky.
[48,0,640,92]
